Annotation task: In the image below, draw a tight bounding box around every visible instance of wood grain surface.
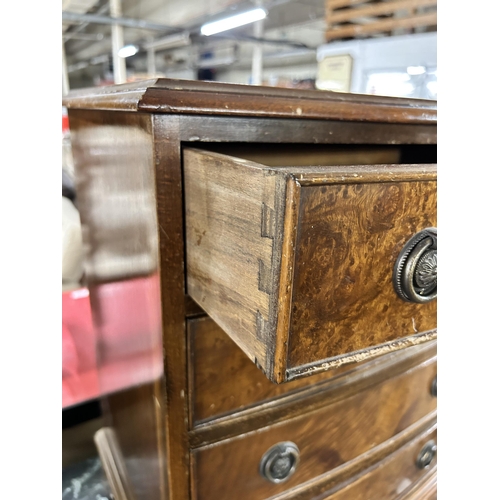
[94,427,136,500]
[189,339,436,448]
[153,115,190,500]
[63,78,437,125]
[326,12,437,42]
[184,148,437,382]
[178,116,437,145]
[64,82,439,500]
[288,178,437,369]
[191,358,436,500]
[397,468,437,500]
[267,415,436,500]
[318,428,437,500]
[189,144,402,167]
[184,148,286,374]
[188,317,436,426]
[188,316,359,425]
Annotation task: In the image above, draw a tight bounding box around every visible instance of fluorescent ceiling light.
[118,44,139,58]
[407,65,426,76]
[200,8,267,36]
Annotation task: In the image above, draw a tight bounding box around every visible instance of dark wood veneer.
[64,80,438,500]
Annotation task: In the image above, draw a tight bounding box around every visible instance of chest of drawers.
[64,79,437,500]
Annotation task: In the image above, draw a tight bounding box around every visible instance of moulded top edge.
[63,78,437,125]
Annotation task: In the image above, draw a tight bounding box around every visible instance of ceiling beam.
[62,11,183,33]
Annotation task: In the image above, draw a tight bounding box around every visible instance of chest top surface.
[63,78,437,125]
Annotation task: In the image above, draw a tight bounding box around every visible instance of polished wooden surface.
[64,79,438,500]
[398,467,437,500]
[272,414,436,500]
[177,117,437,145]
[288,177,437,371]
[63,78,437,124]
[189,339,436,448]
[192,357,436,499]
[320,426,437,500]
[189,316,359,425]
[188,316,436,426]
[153,115,191,500]
[184,147,436,382]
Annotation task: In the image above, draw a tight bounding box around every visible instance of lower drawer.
[189,316,436,425]
[318,425,437,500]
[190,357,437,500]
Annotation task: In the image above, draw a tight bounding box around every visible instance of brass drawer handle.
[416,440,437,469]
[393,228,437,303]
[431,376,437,397]
[259,442,300,484]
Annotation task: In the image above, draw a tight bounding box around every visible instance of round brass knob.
[393,228,437,303]
[259,442,300,484]
[416,440,437,469]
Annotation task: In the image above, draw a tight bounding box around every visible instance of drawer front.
[184,148,437,383]
[191,357,437,500]
[189,316,359,425]
[287,178,436,372]
[188,316,436,425]
[319,426,437,500]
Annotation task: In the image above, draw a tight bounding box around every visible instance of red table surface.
[62,275,163,409]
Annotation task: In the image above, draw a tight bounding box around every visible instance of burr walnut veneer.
[64,79,437,500]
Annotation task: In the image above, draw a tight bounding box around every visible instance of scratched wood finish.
[63,78,437,125]
[153,114,191,500]
[397,468,437,500]
[178,116,437,146]
[184,148,287,374]
[191,358,436,500]
[398,471,437,500]
[189,316,360,425]
[319,428,437,500]
[188,316,436,426]
[189,339,436,448]
[184,148,437,382]
[268,415,436,500]
[288,179,437,371]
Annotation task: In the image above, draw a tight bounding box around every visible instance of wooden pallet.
[325,0,437,42]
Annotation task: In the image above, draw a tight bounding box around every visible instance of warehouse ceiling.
[62,0,437,91]
[62,0,327,88]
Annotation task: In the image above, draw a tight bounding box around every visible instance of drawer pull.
[416,440,437,469]
[259,442,300,484]
[430,376,437,397]
[393,228,437,303]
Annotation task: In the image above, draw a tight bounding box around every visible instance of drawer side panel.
[184,149,286,372]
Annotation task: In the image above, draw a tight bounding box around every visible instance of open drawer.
[183,147,437,383]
